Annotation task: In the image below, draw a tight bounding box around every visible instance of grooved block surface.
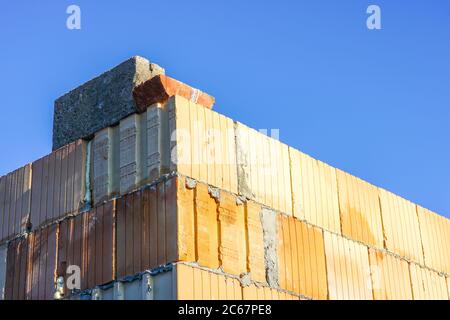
[409,263,448,300]
[176,264,242,300]
[378,188,424,265]
[417,206,450,274]
[116,178,179,278]
[194,183,219,269]
[218,191,247,276]
[368,249,413,300]
[169,96,238,194]
[245,201,266,283]
[277,215,328,299]
[242,284,302,300]
[324,231,373,300]
[235,123,292,215]
[0,245,6,300]
[176,177,196,262]
[30,140,87,229]
[336,169,384,248]
[290,148,341,234]
[0,164,31,242]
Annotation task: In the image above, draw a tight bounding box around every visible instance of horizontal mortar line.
[1,170,448,280]
[70,261,313,301]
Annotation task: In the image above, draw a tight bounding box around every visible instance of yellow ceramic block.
[324,231,373,300]
[242,284,301,300]
[245,201,266,283]
[194,183,220,269]
[175,176,196,262]
[409,263,448,300]
[378,188,424,265]
[416,206,450,274]
[447,277,450,299]
[218,191,247,276]
[176,265,242,300]
[277,215,328,299]
[336,170,384,248]
[289,148,341,234]
[169,96,238,194]
[235,123,292,215]
[368,249,413,300]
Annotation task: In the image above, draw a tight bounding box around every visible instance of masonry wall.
[1,64,449,300]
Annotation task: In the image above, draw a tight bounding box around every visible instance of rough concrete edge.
[233,121,254,199]
[54,56,164,103]
[260,207,279,288]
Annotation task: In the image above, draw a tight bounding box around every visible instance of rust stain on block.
[133,75,215,111]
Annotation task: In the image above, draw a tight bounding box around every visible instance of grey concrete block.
[53,56,165,150]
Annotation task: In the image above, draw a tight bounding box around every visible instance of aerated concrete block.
[53,56,164,150]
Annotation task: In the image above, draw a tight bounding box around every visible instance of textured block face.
[175,264,242,300]
[277,215,328,300]
[53,56,164,150]
[417,206,450,274]
[194,183,220,269]
[378,188,424,265]
[176,177,196,262]
[57,202,115,291]
[323,232,373,300]
[245,201,266,283]
[290,148,341,234]
[0,164,31,242]
[119,114,145,194]
[242,284,301,300]
[116,179,179,278]
[25,225,57,300]
[336,170,384,248]
[218,191,247,276]
[5,236,29,300]
[30,140,87,229]
[169,96,238,194]
[92,127,119,204]
[409,263,448,300]
[368,249,412,300]
[235,123,292,215]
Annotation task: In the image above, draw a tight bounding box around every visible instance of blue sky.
[0,1,449,218]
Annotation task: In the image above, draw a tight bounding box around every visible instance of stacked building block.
[0,56,449,300]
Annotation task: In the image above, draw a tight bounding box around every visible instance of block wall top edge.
[54,56,164,103]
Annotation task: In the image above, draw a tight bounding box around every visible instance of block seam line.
[414,204,427,268]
